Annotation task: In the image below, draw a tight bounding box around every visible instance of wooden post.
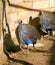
[0,0,7,64]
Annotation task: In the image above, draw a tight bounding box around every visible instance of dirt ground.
[2,36,55,65]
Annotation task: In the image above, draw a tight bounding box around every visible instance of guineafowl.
[16,20,41,55]
[29,11,52,38]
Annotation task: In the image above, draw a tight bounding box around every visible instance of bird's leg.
[26,45,29,55]
[33,44,36,50]
[48,31,51,40]
[19,43,25,54]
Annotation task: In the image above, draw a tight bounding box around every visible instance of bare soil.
[2,36,55,65]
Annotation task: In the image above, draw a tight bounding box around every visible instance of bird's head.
[17,19,22,24]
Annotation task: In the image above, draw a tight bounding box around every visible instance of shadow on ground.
[49,39,55,65]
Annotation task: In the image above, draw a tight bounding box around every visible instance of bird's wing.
[21,24,41,40]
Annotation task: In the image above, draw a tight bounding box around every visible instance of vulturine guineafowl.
[29,11,52,39]
[16,20,41,55]
[39,10,52,38]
